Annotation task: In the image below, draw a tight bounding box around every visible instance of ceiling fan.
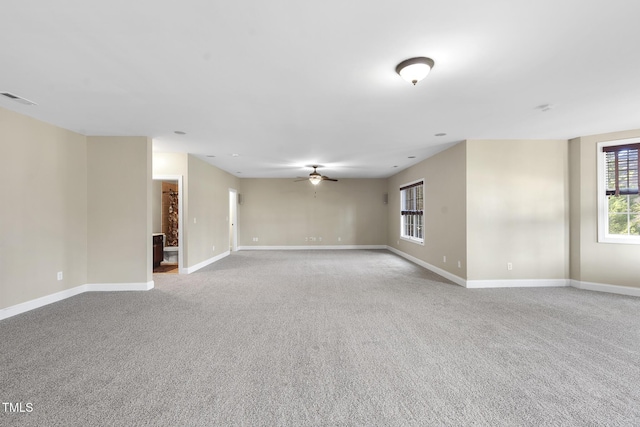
[295,166,338,185]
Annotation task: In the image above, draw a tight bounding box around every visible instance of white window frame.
[400,179,425,245]
[597,137,640,244]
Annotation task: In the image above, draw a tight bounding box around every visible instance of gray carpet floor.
[1,250,640,426]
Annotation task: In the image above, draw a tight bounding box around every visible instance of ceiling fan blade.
[321,176,338,182]
[294,178,309,182]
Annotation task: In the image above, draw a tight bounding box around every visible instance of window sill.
[598,235,640,245]
[400,236,424,246]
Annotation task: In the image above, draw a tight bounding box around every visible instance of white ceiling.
[2,1,640,178]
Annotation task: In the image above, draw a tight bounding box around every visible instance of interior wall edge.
[386,246,466,287]
[183,250,230,274]
[571,280,640,297]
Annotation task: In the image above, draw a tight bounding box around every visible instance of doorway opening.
[153,175,184,274]
[229,189,238,252]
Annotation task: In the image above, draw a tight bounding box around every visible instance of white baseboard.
[184,250,230,274]
[387,246,640,296]
[387,246,571,289]
[5,256,636,323]
[0,281,154,321]
[386,246,467,287]
[86,281,154,291]
[2,249,233,321]
[571,280,640,297]
[466,279,570,288]
[0,285,87,321]
[237,245,387,251]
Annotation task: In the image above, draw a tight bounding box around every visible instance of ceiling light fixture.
[396,57,435,85]
[309,172,322,185]
[296,166,337,185]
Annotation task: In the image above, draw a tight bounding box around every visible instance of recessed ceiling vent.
[1,92,37,106]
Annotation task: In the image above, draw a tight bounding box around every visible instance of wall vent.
[1,92,37,106]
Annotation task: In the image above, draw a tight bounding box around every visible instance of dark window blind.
[603,144,640,195]
[399,181,424,191]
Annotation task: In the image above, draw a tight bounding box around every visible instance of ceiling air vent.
[1,92,37,106]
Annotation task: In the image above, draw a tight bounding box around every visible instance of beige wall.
[1,107,88,309]
[153,152,188,177]
[466,139,569,281]
[238,178,388,247]
[387,142,467,278]
[570,130,640,288]
[187,155,239,265]
[87,136,152,285]
[569,138,583,282]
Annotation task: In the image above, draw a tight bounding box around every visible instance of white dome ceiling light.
[396,57,435,85]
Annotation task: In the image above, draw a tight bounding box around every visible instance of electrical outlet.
[507,262,513,271]
[57,271,63,281]
[212,246,215,252]
[193,217,197,224]
[458,261,461,268]
[338,237,341,242]
[305,237,308,242]
[443,255,447,263]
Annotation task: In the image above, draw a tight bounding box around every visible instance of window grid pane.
[631,215,640,235]
[607,194,640,235]
[400,183,424,241]
[609,212,630,235]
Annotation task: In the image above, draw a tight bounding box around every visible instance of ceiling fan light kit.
[309,173,322,185]
[295,166,338,184]
[396,57,435,85]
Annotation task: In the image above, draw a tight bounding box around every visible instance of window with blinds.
[400,180,424,243]
[598,140,640,242]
